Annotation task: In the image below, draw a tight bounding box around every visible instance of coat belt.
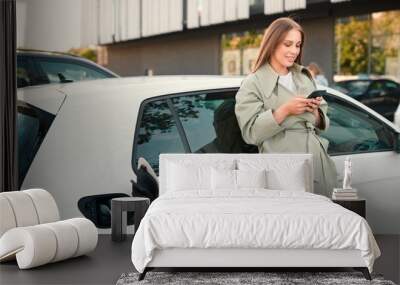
[286,122,316,133]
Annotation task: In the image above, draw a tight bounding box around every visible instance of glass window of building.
[334,10,400,82]
[221,30,263,75]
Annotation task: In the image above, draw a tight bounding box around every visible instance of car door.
[132,88,257,174]
[320,94,400,234]
[132,88,400,234]
[170,90,399,234]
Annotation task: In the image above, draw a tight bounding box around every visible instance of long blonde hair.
[252,17,304,73]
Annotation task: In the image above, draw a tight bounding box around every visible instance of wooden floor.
[0,235,399,285]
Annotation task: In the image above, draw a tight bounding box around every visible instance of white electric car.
[18,76,400,234]
[395,104,400,128]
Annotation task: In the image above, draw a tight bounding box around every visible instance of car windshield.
[38,60,111,83]
[17,52,118,88]
[336,81,370,97]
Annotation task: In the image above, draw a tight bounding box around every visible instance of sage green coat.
[235,63,338,197]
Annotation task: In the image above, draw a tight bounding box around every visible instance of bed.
[131,153,380,280]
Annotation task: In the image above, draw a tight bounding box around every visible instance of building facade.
[80,0,399,83]
[16,0,83,52]
[16,0,400,82]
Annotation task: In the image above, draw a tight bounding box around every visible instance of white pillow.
[211,168,267,191]
[237,159,309,191]
[211,168,236,190]
[236,169,267,189]
[167,163,210,191]
[166,160,235,192]
[267,162,307,191]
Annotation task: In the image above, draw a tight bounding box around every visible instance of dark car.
[17,49,118,88]
[333,79,400,121]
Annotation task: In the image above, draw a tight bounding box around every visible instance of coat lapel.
[254,63,279,98]
[254,62,316,98]
[291,64,316,96]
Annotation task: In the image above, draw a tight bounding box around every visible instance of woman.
[235,17,337,197]
[308,62,329,87]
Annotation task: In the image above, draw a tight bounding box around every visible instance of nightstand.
[111,197,150,242]
[332,198,366,218]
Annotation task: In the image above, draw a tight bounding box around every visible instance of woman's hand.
[286,97,319,115]
[309,97,323,127]
[308,96,322,113]
[273,96,322,125]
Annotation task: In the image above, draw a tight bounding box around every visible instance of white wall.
[16,0,251,49]
[17,0,82,52]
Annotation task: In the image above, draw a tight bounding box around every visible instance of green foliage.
[222,30,263,50]
[336,11,400,75]
[336,18,370,75]
[68,47,97,62]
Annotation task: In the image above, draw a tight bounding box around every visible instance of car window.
[36,59,110,83]
[338,81,370,97]
[133,99,186,174]
[17,101,55,186]
[320,95,394,155]
[367,81,386,96]
[16,58,33,88]
[382,80,399,92]
[170,90,256,154]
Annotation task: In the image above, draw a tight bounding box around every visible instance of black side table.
[332,198,366,218]
[111,197,150,242]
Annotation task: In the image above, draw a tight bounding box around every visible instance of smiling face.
[271,28,302,72]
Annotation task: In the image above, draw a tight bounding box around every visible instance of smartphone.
[307,90,327,99]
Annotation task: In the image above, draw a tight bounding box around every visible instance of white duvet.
[131,190,380,273]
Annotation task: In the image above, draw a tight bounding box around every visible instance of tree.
[68,47,97,62]
[336,17,370,75]
[335,11,400,75]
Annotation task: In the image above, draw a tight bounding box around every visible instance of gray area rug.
[116,271,396,285]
